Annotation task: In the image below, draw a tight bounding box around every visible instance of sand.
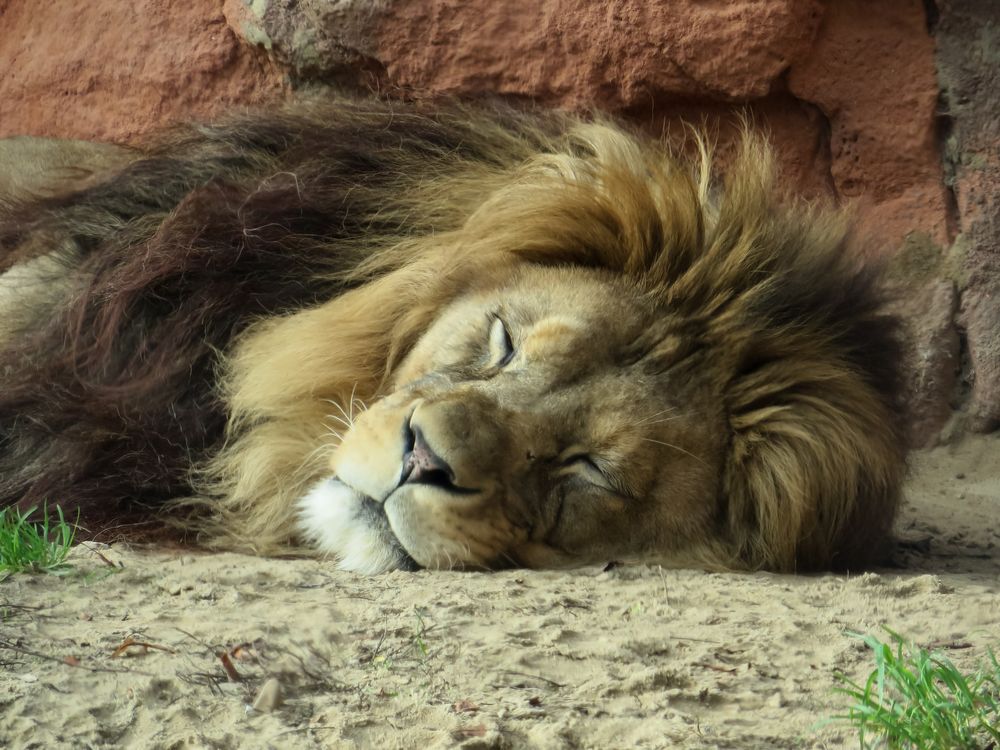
[2,435,998,749]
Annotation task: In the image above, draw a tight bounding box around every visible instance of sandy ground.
[2,435,999,750]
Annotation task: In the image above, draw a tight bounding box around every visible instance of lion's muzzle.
[401,423,456,489]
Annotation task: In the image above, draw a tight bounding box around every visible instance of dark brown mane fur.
[0,98,907,568]
[0,101,563,533]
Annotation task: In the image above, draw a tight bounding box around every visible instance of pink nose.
[401,426,455,487]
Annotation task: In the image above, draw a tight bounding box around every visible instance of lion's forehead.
[519,316,584,358]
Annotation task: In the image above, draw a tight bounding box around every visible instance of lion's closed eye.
[559,454,619,494]
[487,315,515,369]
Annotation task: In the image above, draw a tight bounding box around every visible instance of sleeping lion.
[0,99,905,573]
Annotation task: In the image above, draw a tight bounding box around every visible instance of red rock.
[374,0,824,108]
[221,0,386,87]
[0,0,288,143]
[787,0,950,251]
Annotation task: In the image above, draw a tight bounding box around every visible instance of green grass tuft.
[833,628,1000,749]
[0,505,78,576]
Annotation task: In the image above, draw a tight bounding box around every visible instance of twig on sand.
[925,639,973,650]
[174,627,245,682]
[174,627,215,650]
[78,542,124,569]
[497,670,566,688]
[693,661,738,674]
[268,725,340,740]
[0,602,45,614]
[670,635,722,644]
[0,638,156,677]
[111,635,176,658]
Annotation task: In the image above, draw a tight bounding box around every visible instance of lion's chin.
[296,477,420,574]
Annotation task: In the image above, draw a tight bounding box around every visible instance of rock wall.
[0,2,287,142]
[1,0,996,444]
[936,0,1000,435]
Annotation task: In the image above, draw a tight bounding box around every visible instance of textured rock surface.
[890,268,961,446]
[0,0,996,442]
[221,0,387,86]
[780,0,957,444]
[788,0,950,249]
[0,1,287,142]
[372,0,825,106]
[937,0,1000,433]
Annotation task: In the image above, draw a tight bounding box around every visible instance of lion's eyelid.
[560,454,622,494]
[487,315,515,368]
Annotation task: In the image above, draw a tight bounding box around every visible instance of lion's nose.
[400,424,456,489]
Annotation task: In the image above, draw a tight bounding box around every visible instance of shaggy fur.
[0,98,906,570]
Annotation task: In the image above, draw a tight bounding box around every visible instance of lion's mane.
[0,99,905,570]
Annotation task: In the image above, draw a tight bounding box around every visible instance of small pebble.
[251,678,283,713]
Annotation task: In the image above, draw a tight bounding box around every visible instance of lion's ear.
[723,365,905,572]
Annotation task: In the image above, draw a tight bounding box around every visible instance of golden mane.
[0,99,905,570]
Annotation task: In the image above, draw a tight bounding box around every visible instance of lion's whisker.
[641,437,708,467]
[297,441,337,475]
[635,407,678,426]
[636,415,684,427]
[348,383,359,424]
[635,406,677,427]
[495,550,519,570]
[351,395,368,416]
[324,397,355,428]
[324,412,353,430]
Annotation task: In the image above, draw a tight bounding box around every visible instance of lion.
[0,98,906,573]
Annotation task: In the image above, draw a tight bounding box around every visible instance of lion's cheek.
[384,487,524,569]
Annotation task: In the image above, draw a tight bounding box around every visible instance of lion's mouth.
[353,491,422,571]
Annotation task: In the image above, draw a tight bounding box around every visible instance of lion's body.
[0,99,905,572]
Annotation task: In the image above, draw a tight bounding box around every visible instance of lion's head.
[299,266,727,572]
[280,117,905,575]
